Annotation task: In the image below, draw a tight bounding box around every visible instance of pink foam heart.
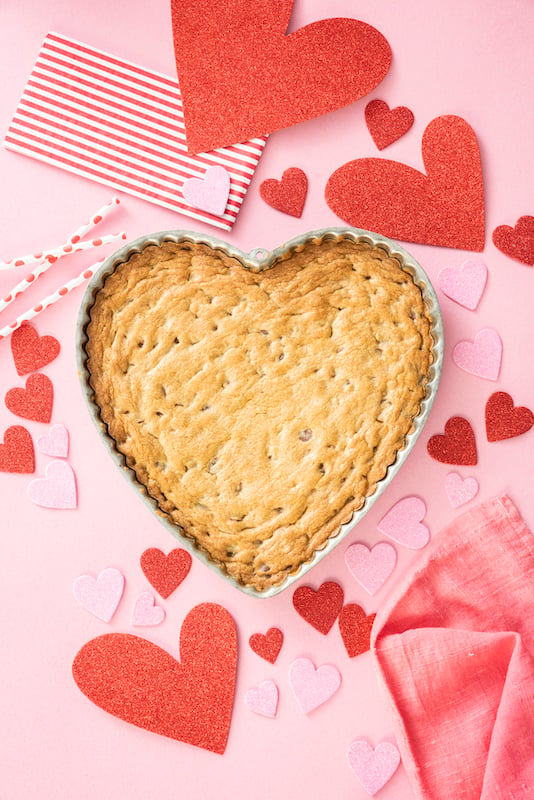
[37,423,69,458]
[289,657,341,714]
[27,459,77,509]
[452,328,502,381]
[377,496,430,549]
[244,679,279,719]
[345,542,397,595]
[348,739,401,795]
[437,259,488,309]
[73,567,125,622]
[444,472,479,509]
[131,591,166,626]
[182,165,230,216]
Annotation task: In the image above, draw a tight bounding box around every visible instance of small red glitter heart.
[5,373,53,423]
[492,215,534,265]
[259,168,308,217]
[10,322,60,376]
[0,425,35,473]
[249,627,284,664]
[140,547,192,598]
[427,416,478,466]
[292,580,344,634]
[365,99,414,150]
[338,604,376,658]
[485,392,534,442]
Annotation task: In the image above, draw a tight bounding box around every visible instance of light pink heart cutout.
[182,165,230,216]
[245,679,279,719]
[345,541,397,595]
[437,259,488,310]
[348,739,401,795]
[444,472,479,509]
[37,423,69,458]
[131,591,166,626]
[452,328,502,381]
[73,567,125,622]
[289,657,341,714]
[377,496,430,549]
[27,459,77,509]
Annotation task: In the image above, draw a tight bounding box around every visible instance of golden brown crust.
[85,237,434,591]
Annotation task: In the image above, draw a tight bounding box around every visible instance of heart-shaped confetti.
[377,496,430,549]
[437,259,488,310]
[72,603,237,753]
[485,392,534,442]
[5,373,54,423]
[292,581,344,634]
[249,627,284,664]
[348,739,401,795]
[182,165,231,216]
[365,99,414,150]
[245,679,279,719]
[37,423,69,458]
[345,542,397,595]
[259,167,308,217]
[0,425,35,473]
[492,215,534,265]
[10,322,60,376]
[326,115,485,251]
[140,548,192,598]
[427,417,478,465]
[444,472,479,508]
[73,567,125,622]
[131,591,166,626]
[289,657,341,714]
[452,328,502,381]
[27,460,77,509]
[338,604,376,658]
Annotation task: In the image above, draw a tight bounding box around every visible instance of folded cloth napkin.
[372,494,534,800]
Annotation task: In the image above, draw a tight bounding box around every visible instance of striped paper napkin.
[4,32,268,230]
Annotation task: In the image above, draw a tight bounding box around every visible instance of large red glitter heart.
[5,373,53,423]
[427,416,478,466]
[11,322,60,376]
[325,115,485,251]
[492,216,534,265]
[292,581,344,634]
[170,0,391,153]
[72,603,237,754]
[485,392,534,442]
[140,547,192,599]
[338,604,376,658]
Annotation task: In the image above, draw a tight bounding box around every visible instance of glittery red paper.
[249,627,283,664]
[325,115,485,251]
[0,425,35,473]
[11,322,60,376]
[485,392,534,442]
[72,603,237,754]
[170,0,392,153]
[5,373,53,423]
[365,99,414,150]
[338,604,376,658]
[492,216,534,265]
[140,547,192,598]
[427,416,478,466]
[259,168,308,217]
[292,581,344,635]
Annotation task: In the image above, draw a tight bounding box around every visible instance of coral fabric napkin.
[372,494,534,800]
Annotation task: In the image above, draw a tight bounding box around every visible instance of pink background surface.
[1,1,533,798]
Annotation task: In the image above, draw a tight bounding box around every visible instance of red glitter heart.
[338,604,376,658]
[249,627,284,664]
[293,580,344,635]
[492,216,534,265]
[365,99,414,150]
[170,0,391,153]
[427,416,478,466]
[11,322,60,376]
[325,115,485,251]
[140,547,192,598]
[485,392,534,442]
[0,425,35,473]
[259,168,308,217]
[5,373,53,423]
[72,603,237,754]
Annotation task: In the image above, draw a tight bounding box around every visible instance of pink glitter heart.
[444,472,479,508]
[245,679,279,719]
[37,423,69,458]
[348,739,401,795]
[289,657,341,714]
[27,459,77,509]
[131,591,166,626]
[378,496,430,549]
[437,259,488,309]
[182,165,230,216]
[452,328,502,381]
[73,567,125,622]
[345,541,397,595]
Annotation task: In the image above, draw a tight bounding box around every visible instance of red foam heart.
[492,216,534,265]
[365,99,414,150]
[11,322,60,376]
[0,425,35,473]
[140,548,192,598]
[427,416,478,466]
[292,581,344,635]
[72,603,237,754]
[170,0,391,153]
[485,392,534,442]
[338,604,376,658]
[5,373,53,423]
[249,627,284,664]
[325,115,485,251]
[259,168,308,217]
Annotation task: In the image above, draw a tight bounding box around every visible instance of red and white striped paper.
[3,32,268,231]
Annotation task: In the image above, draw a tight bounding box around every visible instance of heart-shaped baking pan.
[77,228,443,598]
